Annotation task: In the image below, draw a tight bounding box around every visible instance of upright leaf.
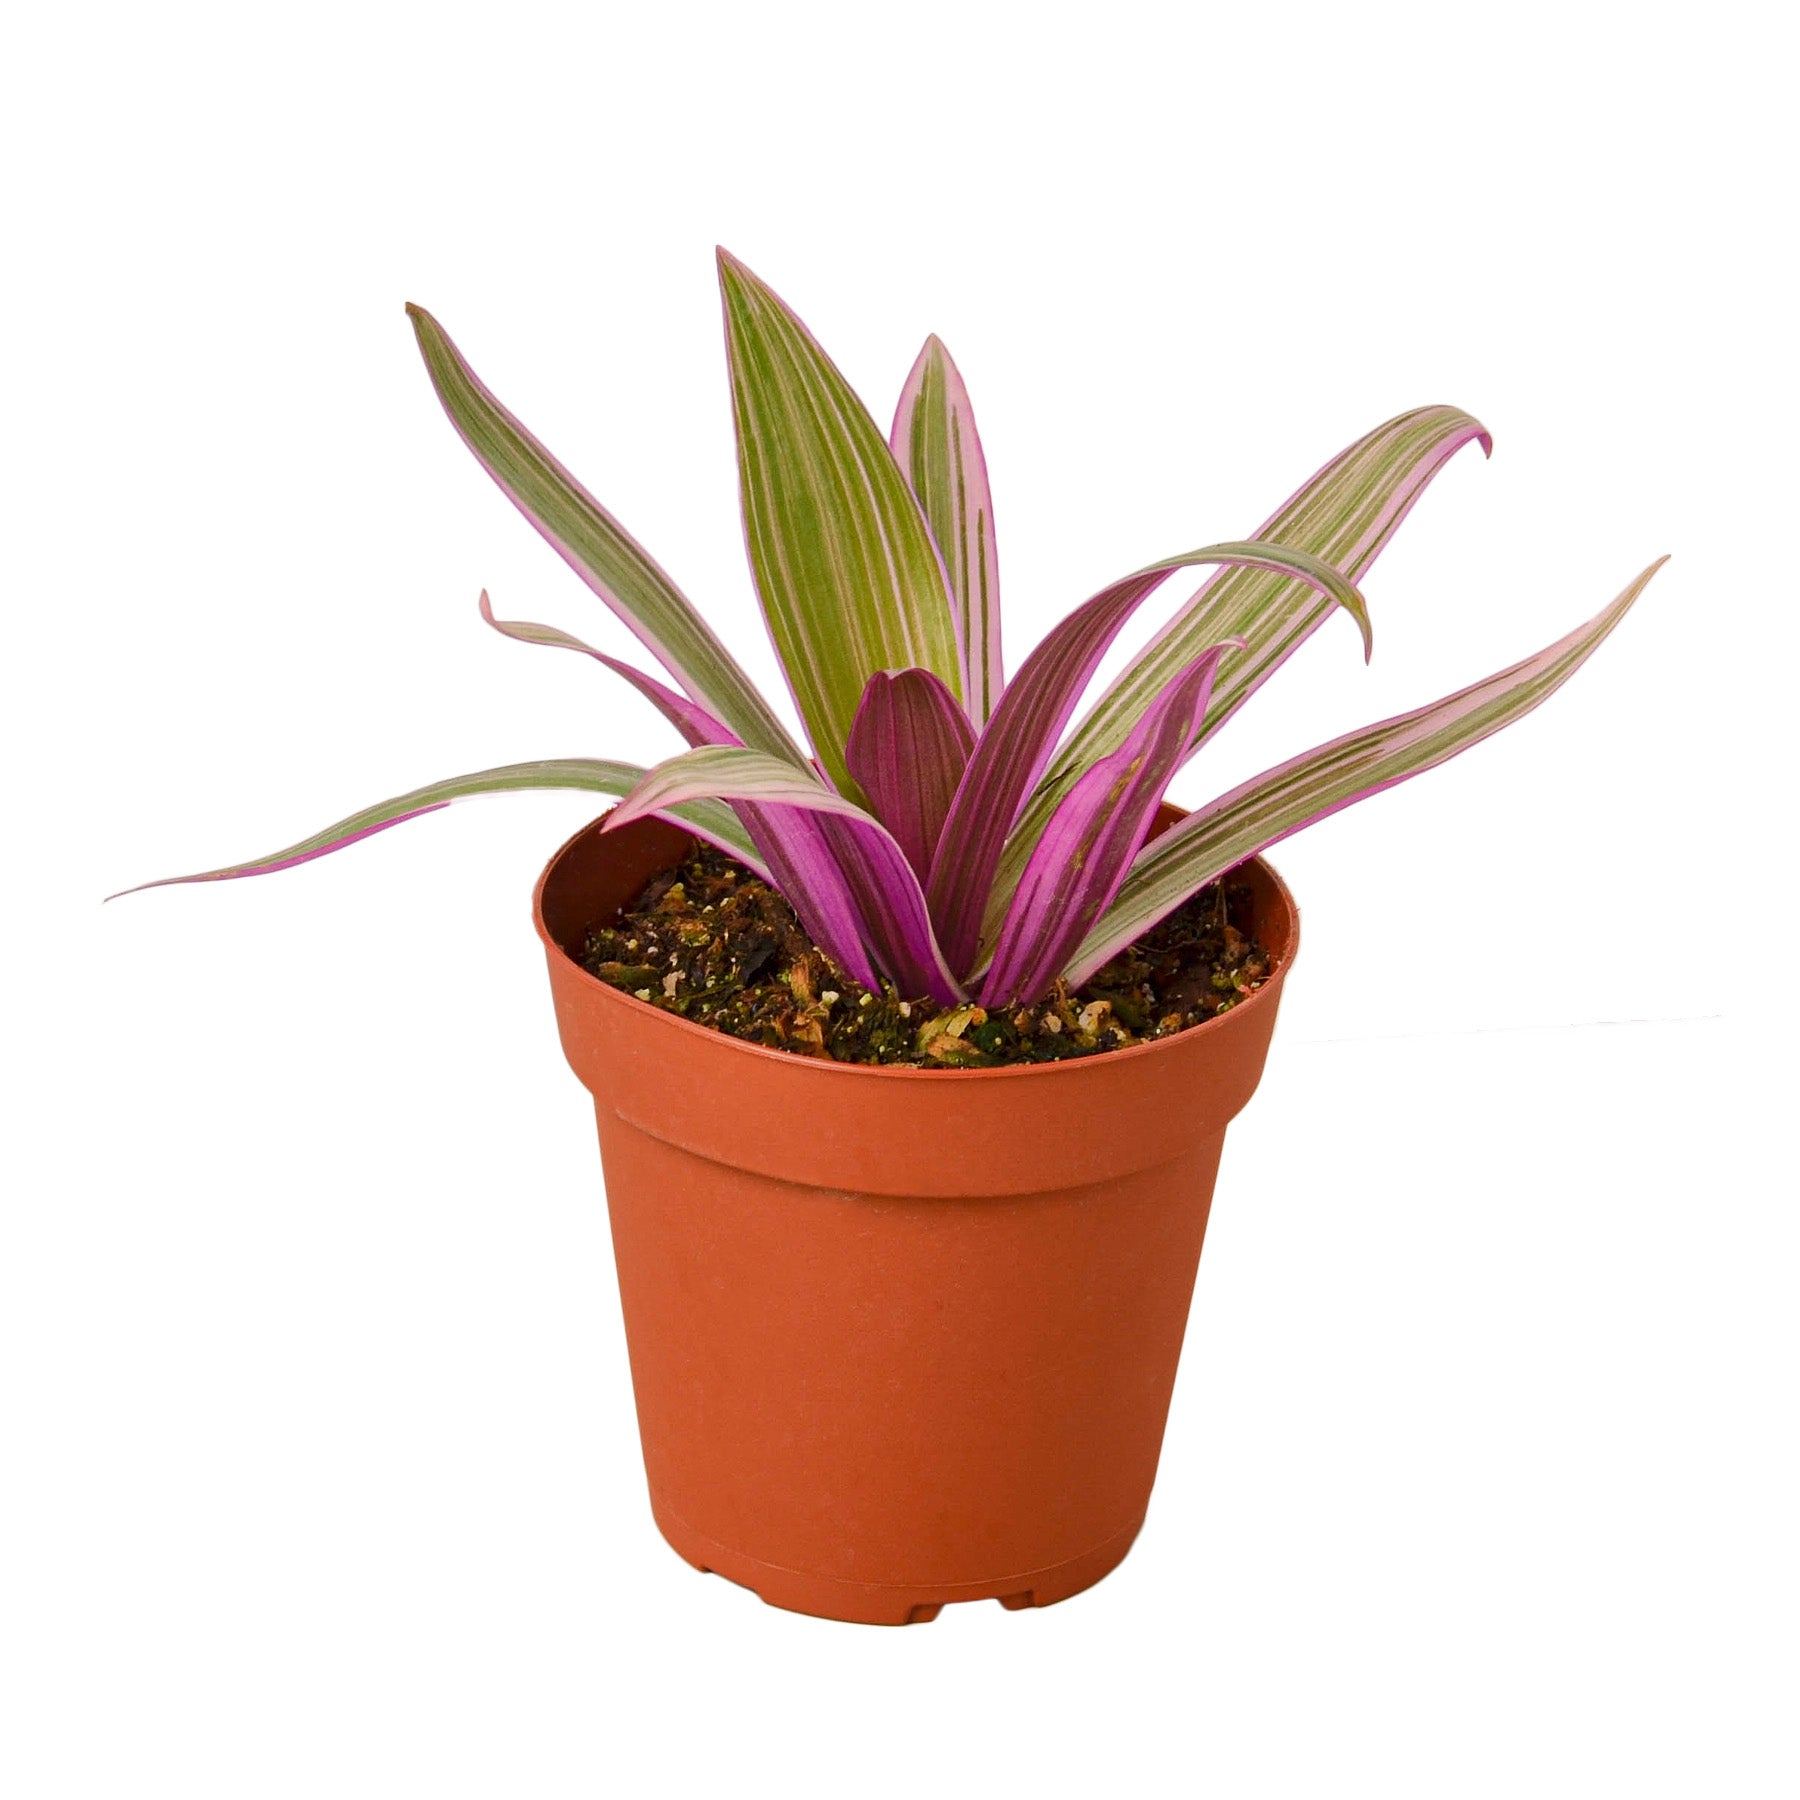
[989,406,1491,948]
[980,644,1232,1008]
[407,303,805,766]
[891,336,1004,724]
[844,668,976,882]
[928,542,1369,979]
[1062,558,1666,987]
[718,251,963,795]
[109,760,768,897]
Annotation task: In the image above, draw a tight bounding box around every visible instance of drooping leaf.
[1061,558,1666,988]
[891,336,1003,725]
[479,590,728,745]
[108,760,767,898]
[844,668,977,882]
[717,251,963,796]
[989,406,1491,950]
[406,303,805,765]
[606,745,967,1003]
[927,541,1370,979]
[980,643,1233,1008]
[477,593,893,984]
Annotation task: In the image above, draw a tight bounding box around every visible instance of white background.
[5,2,1794,1795]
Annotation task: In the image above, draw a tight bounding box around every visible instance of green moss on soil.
[579,843,1273,1069]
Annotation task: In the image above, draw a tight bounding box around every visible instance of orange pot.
[533,810,1299,1625]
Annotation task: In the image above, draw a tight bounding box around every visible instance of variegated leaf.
[980,643,1231,1008]
[478,590,729,745]
[407,303,805,766]
[891,336,1003,724]
[929,541,1369,979]
[1061,558,1666,987]
[109,760,767,897]
[718,251,963,796]
[987,405,1491,953]
[477,592,902,986]
[607,745,967,1002]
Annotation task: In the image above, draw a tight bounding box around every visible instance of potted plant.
[119,251,1663,1624]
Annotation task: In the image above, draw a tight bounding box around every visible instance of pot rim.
[532,810,1299,1086]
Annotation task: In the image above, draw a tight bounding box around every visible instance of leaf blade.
[718,252,963,794]
[844,667,976,882]
[1062,558,1666,987]
[928,541,1369,978]
[992,406,1491,939]
[979,643,1232,1008]
[478,592,914,988]
[479,590,730,746]
[607,745,967,1002]
[891,336,1003,724]
[407,303,805,765]
[109,759,767,898]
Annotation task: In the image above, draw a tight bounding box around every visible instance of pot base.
[651,1498,1144,1625]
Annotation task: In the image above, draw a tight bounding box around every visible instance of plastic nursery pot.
[532,806,1299,1626]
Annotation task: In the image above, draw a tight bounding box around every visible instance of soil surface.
[579,843,1273,1068]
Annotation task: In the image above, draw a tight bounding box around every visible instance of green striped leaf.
[1060,559,1666,987]
[718,251,963,797]
[892,336,1003,725]
[982,405,1490,955]
[109,760,766,897]
[406,304,805,767]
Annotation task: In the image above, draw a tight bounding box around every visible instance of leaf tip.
[103,873,185,902]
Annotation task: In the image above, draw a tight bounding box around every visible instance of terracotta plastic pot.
[533,809,1299,1625]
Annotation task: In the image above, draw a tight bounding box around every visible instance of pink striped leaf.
[891,336,1003,725]
[980,642,1234,1008]
[606,746,967,1003]
[718,251,963,799]
[1062,558,1667,988]
[108,760,768,899]
[844,668,977,882]
[988,406,1491,953]
[477,590,893,982]
[406,303,806,767]
[927,540,1369,979]
[478,590,730,745]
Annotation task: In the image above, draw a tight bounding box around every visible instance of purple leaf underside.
[844,667,977,883]
[980,643,1232,1007]
[928,542,1368,980]
[605,746,968,1004]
